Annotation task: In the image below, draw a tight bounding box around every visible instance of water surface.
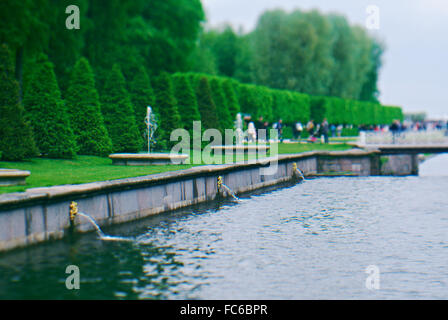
[1,155,447,299]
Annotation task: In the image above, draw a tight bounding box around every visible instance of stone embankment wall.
[0,149,382,252]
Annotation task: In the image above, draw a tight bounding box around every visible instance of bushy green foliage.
[382,105,404,123]
[66,57,113,156]
[0,44,37,161]
[197,9,383,103]
[178,72,401,127]
[271,89,310,124]
[23,54,77,159]
[195,76,220,130]
[210,78,232,131]
[310,97,327,124]
[238,84,259,118]
[221,78,240,119]
[129,67,155,137]
[172,74,201,133]
[152,72,182,149]
[101,64,141,153]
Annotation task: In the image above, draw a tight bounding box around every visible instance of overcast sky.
[202,0,448,118]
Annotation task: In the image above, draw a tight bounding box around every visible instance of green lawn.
[0,143,351,194]
[276,142,352,154]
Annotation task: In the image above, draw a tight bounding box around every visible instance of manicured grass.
[0,156,195,194]
[0,143,352,194]
[276,142,352,154]
[329,136,358,143]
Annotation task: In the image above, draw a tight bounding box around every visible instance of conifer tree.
[66,57,112,156]
[222,78,241,120]
[172,74,201,133]
[129,67,155,138]
[23,54,77,159]
[210,78,232,131]
[0,44,37,161]
[101,64,141,153]
[195,76,220,131]
[152,72,182,149]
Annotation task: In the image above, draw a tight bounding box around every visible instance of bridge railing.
[358,129,448,145]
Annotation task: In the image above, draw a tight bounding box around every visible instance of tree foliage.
[197,9,383,102]
[195,76,220,131]
[0,44,37,161]
[23,54,77,158]
[129,67,155,138]
[172,74,201,133]
[101,64,141,153]
[152,72,182,149]
[210,78,233,131]
[66,57,112,156]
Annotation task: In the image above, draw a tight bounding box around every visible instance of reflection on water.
[0,155,448,299]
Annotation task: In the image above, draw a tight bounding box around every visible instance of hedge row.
[1,48,404,161]
[176,72,403,129]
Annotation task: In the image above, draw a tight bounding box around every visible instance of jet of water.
[296,168,306,181]
[221,183,240,201]
[76,212,133,242]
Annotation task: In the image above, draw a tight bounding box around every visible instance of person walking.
[390,120,400,144]
[306,119,315,142]
[277,119,284,142]
[294,122,303,142]
[247,122,257,142]
[321,118,329,144]
[256,116,266,142]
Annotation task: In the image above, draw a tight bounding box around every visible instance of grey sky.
[203,0,448,118]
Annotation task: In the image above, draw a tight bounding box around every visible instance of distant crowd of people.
[243,115,334,143]
[242,115,448,144]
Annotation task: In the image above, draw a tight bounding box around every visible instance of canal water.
[1,155,448,299]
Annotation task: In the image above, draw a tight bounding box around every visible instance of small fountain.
[144,106,158,154]
[292,163,306,182]
[235,113,244,146]
[109,106,189,165]
[211,113,270,156]
[70,202,133,242]
[217,176,240,201]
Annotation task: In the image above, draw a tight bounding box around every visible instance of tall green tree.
[152,72,182,149]
[359,39,384,102]
[172,74,201,133]
[210,78,232,131]
[0,0,50,97]
[129,67,155,138]
[47,0,90,94]
[195,76,220,131]
[66,57,112,156]
[142,0,205,74]
[222,79,240,120]
[208,26,239,77]
[101,64,141,153]
[23,54,77,158]
[0,44,37,161]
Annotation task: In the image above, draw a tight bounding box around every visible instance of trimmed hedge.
[24,54,77,159]
[101,64,142,153]
[174,72,402,130]
[0,44,37,161]
[172,73,201,134]
[66,57,113,156]
[172,72,404,131]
